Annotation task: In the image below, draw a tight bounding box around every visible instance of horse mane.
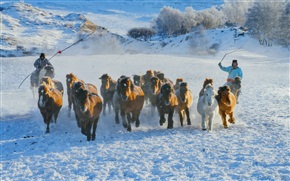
[203,78,214,89]
[41,76,55,89]
[216,85,230,102]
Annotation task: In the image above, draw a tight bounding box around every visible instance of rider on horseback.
[31,53,54,86]
[218,59,243,86]
[218,59,243,103]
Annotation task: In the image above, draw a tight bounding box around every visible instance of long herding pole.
[18,31,95,89]
[219,39,249,63]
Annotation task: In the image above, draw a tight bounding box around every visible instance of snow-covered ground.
[1,1,290,180]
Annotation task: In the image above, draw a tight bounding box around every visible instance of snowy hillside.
[1,1,290,180]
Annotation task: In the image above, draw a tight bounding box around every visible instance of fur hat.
[40,53,45,58]
[232,59,238,66]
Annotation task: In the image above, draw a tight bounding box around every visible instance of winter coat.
[34,58,53,69]
[220,65,243,80]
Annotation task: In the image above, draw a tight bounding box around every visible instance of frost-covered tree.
[276,2,290,48]
[181,7,202,33]
[222,0,254,26]
[199,6,225,29]
[245,1,285,46]
[152,6,183,36]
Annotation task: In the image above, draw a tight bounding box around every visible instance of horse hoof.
[122,123,128,129]
[224,125,228,129]
[187,122,191,125]
[45,130,50,134]
[127,127,132,132]
[167,126,173,129]
[92,136,96,141]
[202,128,207,131]
[135,122,140,128]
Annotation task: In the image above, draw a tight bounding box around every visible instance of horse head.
[38,83,50,108]
[75,87,89,113]
[43,65,55,78]
[40,76,55,89]
[204,84,216,106]
[231,76,242,92]
[179,82,190,103]
[133,75,141,86]
[99,73,112,90]
[174,78,184,90]
[149,77,161,95]
[218,85,231,105]
[160,83,174,106]
[119,77,134,101]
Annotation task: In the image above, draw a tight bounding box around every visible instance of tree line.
[127,0,289,48]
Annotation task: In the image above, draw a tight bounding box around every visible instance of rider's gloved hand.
[218,62,222,68]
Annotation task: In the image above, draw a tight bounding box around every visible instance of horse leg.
[103,100,107,116]
[121,110,127,129]
[228,112,235,124]
[115,108,120,124]
[201,112,207,131]
[53,109,60,124]
[126,113,132,132]
[159,112,166,126]
[86,121,92,141]
[178,110,184,127]
[108,101,112,114]
[92,117,99,141]
[208,112,214,131]
[185,108,191,125]
[67,94,72,117]
[167,110,174,129]
[219,111,228,128]
[45,114,52,133]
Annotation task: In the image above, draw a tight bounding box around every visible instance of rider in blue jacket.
[218,59,243,85]
[31,53,54,85]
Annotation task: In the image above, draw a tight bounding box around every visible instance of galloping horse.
[216,85,237,128]
[74,84,102,141]
[40,76,64,95]
[176,82,193,127]
[38,82,63,133]
[156,83,178,129]
[99,73,116,116]
[66,73,84,117]
[197,83,218,131]
[148,76,162,116]
[118,77,145,132]
[229,76,242,103]
[31,65,55,98]
[173,78,184,90]
[112,75,127,124]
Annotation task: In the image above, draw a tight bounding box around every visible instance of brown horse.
[229,76,242,103]
[133,75,142,87]
[216,85,237,128]
[112,75,127,124]
[156,83,178,129]
[148,76,162,116]
[199,78,214,97]
[118,77,145,132]
[173,78,184,90]
[38,82,63,133]
[74,85,102,141]
[175,82,193,127]
[40,76,64,95]
[66,73,84,117]
[156,73,174,87]
[99,73,117,116]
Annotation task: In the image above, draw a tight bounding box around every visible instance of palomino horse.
[118,77,145,132]
[229,76,242,103]
[40,76,64,95]
[38,82,63,133]
[176,82,193,127]
[197,83,218,131]
[148,76,162,116]
[99,73,116,116]
[156,83,178,129]
[216,85,237,128]
[31,65,55,98]
[74,84,102,141]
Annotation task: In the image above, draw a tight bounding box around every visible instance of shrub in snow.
[127,27,156,41]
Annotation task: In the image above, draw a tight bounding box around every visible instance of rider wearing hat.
[31,53,54,85]
[218,59,243,86]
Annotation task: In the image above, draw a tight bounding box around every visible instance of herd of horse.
[32,67,242,141]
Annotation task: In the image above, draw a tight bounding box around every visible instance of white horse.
[197,84,218,131]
